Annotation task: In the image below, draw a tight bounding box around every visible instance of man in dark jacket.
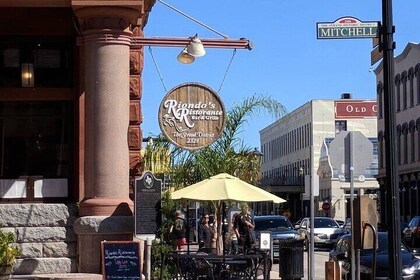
[234,203,255,253]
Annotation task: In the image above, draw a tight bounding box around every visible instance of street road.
[271,249,330,280]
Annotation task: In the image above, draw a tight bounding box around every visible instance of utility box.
[353,195,378,249]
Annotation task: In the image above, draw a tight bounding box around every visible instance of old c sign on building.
[158,83,226,151]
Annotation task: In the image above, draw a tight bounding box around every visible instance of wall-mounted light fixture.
[186,35,206,57]
[177,48,195,64]
[132,35,252,64]
[21,63,34,87]
[176,34,206,64]
[129,0,252,64]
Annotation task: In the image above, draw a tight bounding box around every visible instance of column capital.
[72,0,145,32]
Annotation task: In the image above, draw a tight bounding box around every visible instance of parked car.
[403,216,420,248]
[342,217,352,234]
[329,232,420,280]
[335,219,345,227]
[253,215,300,259]
[295,217,346,249]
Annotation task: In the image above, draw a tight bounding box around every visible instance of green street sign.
[317,16,379,39]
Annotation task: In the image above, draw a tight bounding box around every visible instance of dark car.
[329,232,420,280]
[403,216,420,248]
[253,215,300,259]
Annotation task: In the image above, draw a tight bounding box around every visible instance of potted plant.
[0,226,21,280]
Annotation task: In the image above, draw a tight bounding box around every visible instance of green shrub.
[0,227,21,266]
[151,240,175,280]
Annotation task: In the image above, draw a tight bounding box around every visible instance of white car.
[295,217,346,249]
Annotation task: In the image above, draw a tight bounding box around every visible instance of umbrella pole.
[186,201,190,254]
[222,201,225,254]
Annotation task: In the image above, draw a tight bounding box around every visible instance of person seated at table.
[198,213,213,253]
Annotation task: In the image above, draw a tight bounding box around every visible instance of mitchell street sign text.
[317,16,379,39]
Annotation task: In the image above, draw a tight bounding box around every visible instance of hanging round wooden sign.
[158,83,226,151]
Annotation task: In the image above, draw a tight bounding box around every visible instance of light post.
[250,147,264,185]
[299,166,304,218]
[299,166,304,185]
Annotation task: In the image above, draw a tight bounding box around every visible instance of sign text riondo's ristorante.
[158,83,226,150]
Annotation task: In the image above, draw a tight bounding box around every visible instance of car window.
[314,218,339,228]
[338,238,350,255]
[333,238,343,252]
[409,219,415,227]
[255,218,293,231]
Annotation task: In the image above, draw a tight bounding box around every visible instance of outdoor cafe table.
[160,251,270,280]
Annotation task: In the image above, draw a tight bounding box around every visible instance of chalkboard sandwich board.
[101,240,142,280]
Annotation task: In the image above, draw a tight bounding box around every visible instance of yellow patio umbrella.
[171,173,286,254]
[171,173,286,203]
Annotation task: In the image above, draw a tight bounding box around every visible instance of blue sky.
[141,0,420,149]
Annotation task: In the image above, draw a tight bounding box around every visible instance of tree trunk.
[215,202,224,255]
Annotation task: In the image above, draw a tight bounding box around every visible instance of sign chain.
[148,46,168,93]
[217,49,237,94]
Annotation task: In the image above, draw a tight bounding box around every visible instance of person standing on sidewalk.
[226,213,239,254]
[170,210,187,252]
[234,203,256,253]
[198,213,213,253]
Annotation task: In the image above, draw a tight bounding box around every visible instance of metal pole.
[309,146,315,280]
[381,0,402,279]
[186,201,190,254]
[349,132,360,280]
[146,238,152,280]
[350,136,355,280]
[157,0,228,39]
[350,165,356,280]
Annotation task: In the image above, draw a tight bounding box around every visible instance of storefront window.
[0,37,73,88]
[0,101,73,179]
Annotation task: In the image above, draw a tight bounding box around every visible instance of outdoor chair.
[193,252,215,280]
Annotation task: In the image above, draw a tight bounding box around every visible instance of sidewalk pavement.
[269,270,280,279]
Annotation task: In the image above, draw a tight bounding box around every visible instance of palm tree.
[170,94,287,254]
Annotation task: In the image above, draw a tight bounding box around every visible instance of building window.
[395,74,401,112]
[377,82,383,119]
[417,119,420,162]
[410,121,416,163]
[378,131,384,169]
[0,101,73,179]
[397,125,402,165]
[402,71,408,110]
[409,68,415,108]
[403,123,408,164]
[335,121,347,134]
[416,64,420,105]
[0,37,74,88]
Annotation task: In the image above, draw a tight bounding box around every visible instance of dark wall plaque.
[135,171,162,235]
[101,241,141,280]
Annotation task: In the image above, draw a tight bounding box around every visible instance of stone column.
[74,6,141,217]
[72,4,144,273]
[81,28,133,216]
